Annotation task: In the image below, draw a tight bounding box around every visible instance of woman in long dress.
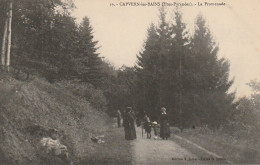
[123,107,136,140]
[159,107,170,140]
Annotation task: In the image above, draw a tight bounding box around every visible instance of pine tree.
[136,8,173,120]
[74,17,103,86]
[191,15,236,129]
[136,23,161,119]
[157,7,173,108]
[135,10,236,128]
[166,9,191,127]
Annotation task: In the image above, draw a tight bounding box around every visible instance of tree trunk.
[1,16,8,68]
[6,1,13,72]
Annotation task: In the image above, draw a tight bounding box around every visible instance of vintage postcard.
[0,0,259,164]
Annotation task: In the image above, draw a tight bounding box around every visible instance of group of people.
[116,107,170,140]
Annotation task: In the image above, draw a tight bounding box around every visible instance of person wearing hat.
[123,107,136,140]
[159,107,170,140]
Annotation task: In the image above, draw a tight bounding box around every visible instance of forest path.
[131,127,199,165]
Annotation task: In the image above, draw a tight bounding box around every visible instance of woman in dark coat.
[159,107,170,140]
[123,107,136,140]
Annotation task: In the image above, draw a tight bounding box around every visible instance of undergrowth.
[0,73,110,164]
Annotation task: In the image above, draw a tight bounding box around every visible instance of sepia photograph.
[0,0,259,164]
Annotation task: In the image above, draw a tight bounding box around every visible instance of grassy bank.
[78,119,132,165]
[170,127,260,164]
[0,73,111,164]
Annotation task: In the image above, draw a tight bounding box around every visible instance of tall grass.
[0,73,110,164]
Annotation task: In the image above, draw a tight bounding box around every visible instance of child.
[146,122,152,139]
[143,114,150,132]
[152,121,160,139]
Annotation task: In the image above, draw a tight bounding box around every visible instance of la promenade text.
[110,2,226,7]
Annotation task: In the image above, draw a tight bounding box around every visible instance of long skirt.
[160,121,170,139]
[125,126,136,140]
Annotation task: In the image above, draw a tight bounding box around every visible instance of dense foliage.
[134,9,237,129]
[1,1,259,164]
[230,80,260,135]
[1,0,104,86]
[0,1,246,130]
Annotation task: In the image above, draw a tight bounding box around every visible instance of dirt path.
[131,127,198,165]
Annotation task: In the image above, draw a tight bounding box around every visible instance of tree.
[1,2,8,68]
[73,17,104,86]
[135,9,236,129]
[165,9,191,127]
[1,0,13,71]
[135,8,192,125]
[190,15,236,128]
[230,81,260,136]
[136,23,161,119]
[6,0,13,71]
[233,97,256,128]
[101,63,137,116]
[136,8,173,120]
[248,80,260,122]
[247,80,260,134]
[6,0,77,80]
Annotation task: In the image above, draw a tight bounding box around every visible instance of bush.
[57,80,107,111]
[0,76,110,164]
